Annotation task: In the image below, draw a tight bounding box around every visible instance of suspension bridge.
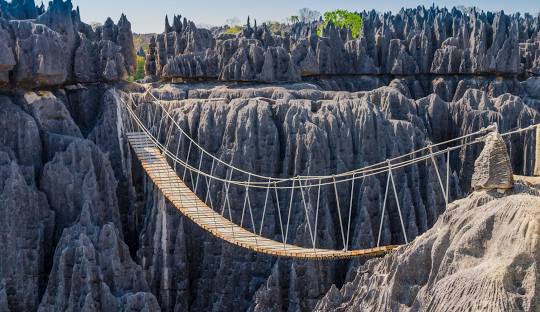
[120,90,539,260]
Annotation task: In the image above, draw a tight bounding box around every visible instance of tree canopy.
[317,10,363,38]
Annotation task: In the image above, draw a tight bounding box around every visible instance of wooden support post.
[535,126,540,176]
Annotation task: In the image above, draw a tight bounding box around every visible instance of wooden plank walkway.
[127,132,399,260]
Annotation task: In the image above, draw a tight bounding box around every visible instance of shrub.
[224,25,242,35]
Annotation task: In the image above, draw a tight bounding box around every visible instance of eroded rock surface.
[0,150,54,312]
[472,132,514,190]
[314,182,540,311]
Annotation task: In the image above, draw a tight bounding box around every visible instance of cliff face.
[145,8,540,82]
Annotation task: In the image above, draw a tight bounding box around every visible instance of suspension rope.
[298,179,315,248]
[377,173,391,247]
[388,161,409,244]
[313,179,322,250]
[333,176,346,250]
[273,182,286,248]
[240,174,251,228]
[141,90,501,184]
[194,152,204,194]
[124,96,505,189]
[221,168,233,216]
[446,150,450,210]
[259,179,272,235]
[429,146,448,203]
[246,178,257,236]
[284,179,295,245]
[345,173,357,251]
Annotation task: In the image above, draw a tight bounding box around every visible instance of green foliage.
[316,10,363,38]
[127,56,146,82]
[224,25,242,35]
[132,33,155,52]
[290,15,299,23]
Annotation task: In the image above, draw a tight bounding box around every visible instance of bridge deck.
[127,132,398,260]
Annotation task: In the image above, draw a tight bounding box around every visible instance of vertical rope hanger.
[273,182,286,249]
[332,176,347,250]
[312,179,322,250]
[298,179,316,249]
[259,179,272,236]
[284,179,296,245]
[345,173,358,251]
[377,173,391,247]
[429,145,448,203]
[388,161,409,244]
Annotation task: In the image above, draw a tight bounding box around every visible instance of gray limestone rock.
[23,91,82,138]
[0,0,136,88]
[0,96,42,182]
[10,20,68,87]
[472,132,514,190]
[0,151,54,312]
[117,14,137,74]
[0,20,15,85]
[153,7,540,82]
[38,213,159,312]
[40,139,120,240]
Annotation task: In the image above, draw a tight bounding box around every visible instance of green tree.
[317,10,363,38]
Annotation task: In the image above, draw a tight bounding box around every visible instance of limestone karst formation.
[0,0,136,89]
[144,8,540,82]
[0,1,540,312]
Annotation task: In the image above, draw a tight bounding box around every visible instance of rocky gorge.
[1,1,540,311]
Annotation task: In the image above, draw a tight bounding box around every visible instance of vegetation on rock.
[317,9,363,38]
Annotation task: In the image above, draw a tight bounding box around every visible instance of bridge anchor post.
[535,125,540,176]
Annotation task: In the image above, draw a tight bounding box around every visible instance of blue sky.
[69,0,540,33]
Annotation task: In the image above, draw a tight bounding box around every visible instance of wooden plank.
[128,132,400,260]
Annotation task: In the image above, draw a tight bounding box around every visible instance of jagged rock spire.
[165,15,172,32]
[472,131,514,190]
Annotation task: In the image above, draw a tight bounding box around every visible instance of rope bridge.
[120,90,539,260]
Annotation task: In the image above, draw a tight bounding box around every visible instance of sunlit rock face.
[471,132,514,190]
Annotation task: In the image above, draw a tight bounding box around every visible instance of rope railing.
[121,91,507,190]
[142,89,500,183]
[120,89,540,254]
